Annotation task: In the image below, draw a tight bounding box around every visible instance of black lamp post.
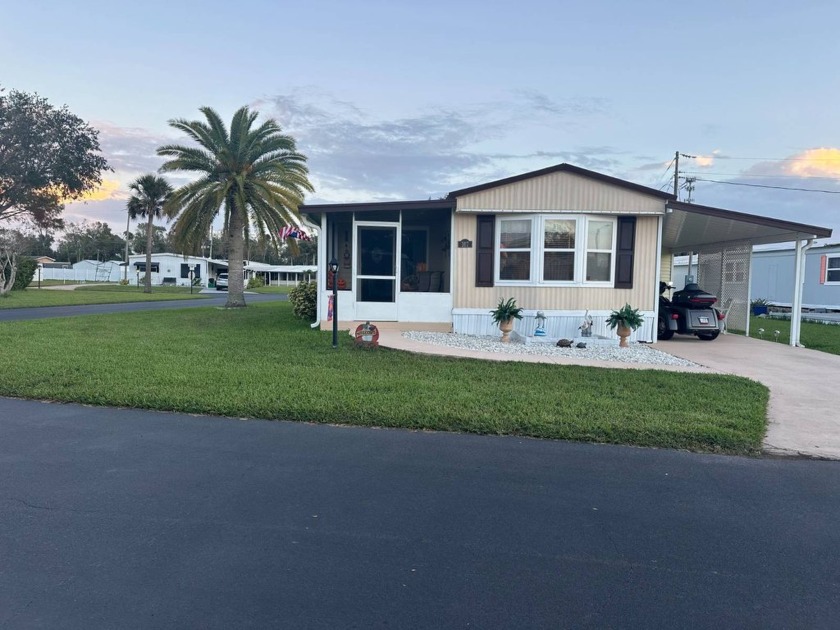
[329,257,339,348]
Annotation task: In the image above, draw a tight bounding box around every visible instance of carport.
[661,200,833,347]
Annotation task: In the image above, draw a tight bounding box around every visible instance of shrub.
[12,257,37,291]
[289,280,317,321]
[247,276,265,289]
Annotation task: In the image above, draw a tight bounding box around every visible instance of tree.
[1,227,55,258]
[131,222,168,254]
[59,221,125,263]
[0,230,21,296]
[126,174,173,293]
[0,87,109,227]
[279,237,318,265]
[158,106,313,307]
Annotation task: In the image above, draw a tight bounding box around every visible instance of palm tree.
[126,174,173,293]
[157,106,313,307]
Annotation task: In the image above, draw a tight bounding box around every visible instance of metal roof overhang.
[663,200,833,252]
[301,199,454,217]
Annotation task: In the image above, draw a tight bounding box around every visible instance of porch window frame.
[494,214,618,287]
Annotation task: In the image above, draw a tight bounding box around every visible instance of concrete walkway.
[378,330,840,460]
[38,283,97,290]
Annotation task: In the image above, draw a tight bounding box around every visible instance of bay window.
[496,214,617,285]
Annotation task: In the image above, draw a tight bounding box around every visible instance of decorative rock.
[401,331,699,367]
[556,339,573,348]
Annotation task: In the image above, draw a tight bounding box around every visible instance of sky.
[3,0,839,245]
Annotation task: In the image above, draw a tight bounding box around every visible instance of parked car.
[215,273,228,291]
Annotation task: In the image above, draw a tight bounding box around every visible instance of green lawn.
[739,315,840,356]
[251,285,293,294]
[0,301,769,454]
[0,285,209,309]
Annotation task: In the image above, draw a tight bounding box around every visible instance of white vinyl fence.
[39,265,124,283]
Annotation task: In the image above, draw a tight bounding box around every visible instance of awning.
[663,200,833,348]
[664,200,832,252]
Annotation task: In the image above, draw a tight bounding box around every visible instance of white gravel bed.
[402,331,699,367]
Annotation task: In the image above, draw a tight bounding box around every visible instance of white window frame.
[826,256,840,284]
[583,217,616,286]
[494,214,617,287]
[497,217,534,283]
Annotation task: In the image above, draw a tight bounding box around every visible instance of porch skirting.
[452,308,656,343]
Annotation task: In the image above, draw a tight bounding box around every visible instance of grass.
[735,315,840,356]
[0,285,209,309]
[0,301,769,455]
[251,285,293,294]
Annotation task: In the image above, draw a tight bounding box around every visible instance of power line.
[687,177,840,194]
[683,154,840,162]
[682,171,840,180]
[656,157,675,191]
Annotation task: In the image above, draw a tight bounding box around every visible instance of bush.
[289,280,317,321]
[247,276,265,289]
[12,257,37,290]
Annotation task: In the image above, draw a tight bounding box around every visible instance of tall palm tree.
[157,106,313,307]
[126,174,173,293]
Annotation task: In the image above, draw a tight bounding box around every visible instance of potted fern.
[606,303,644,348]
[490,297,524,343]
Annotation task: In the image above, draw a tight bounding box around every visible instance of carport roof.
[663,200,833,252]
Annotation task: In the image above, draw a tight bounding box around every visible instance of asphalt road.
[0,292,286,321]
[1,398,838,628]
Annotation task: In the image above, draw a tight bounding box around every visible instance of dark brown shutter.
[476,214,495,287]
[614,216,636,289]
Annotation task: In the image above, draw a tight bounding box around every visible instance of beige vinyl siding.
[660,251,673,284]
[453,214,659,311]
[456,171,664,214]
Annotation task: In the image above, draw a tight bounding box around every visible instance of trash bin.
[208,278,216,288]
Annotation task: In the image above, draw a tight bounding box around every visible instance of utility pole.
[673,151,680,198]
[684,177,696,203]
[124,210,131,281]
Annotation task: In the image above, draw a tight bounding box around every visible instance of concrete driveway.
[659,334,840,459]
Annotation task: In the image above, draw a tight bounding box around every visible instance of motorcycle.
[658,281,724,341]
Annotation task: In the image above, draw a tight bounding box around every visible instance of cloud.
[70,178,125,203]
[692,150,722,168]
[53,122,200,238]
[688,148,840,241]
[94,122,169,176]
[786,148,840,178]
[259,90,614,202]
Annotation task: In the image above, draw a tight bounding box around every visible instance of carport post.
[790,238,813,347]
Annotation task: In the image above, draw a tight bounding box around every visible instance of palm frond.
[157,104,315,303]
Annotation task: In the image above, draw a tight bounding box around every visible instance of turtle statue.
[556,338,573,348]
[576,342,587,349]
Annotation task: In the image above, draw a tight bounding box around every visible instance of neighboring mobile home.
[303,163,832,344]
[750,243,840,310]
[128,254,217,287]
